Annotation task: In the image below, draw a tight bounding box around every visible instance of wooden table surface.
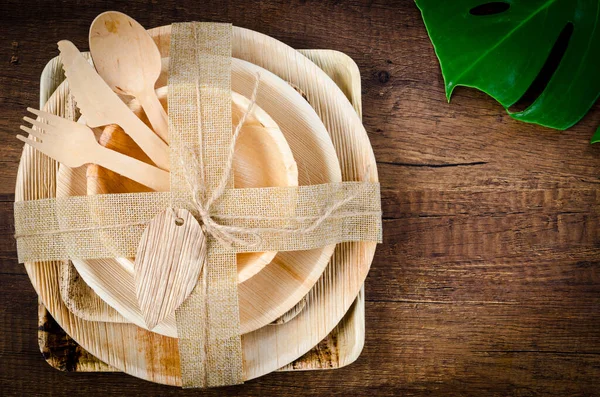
[2,1,600,395]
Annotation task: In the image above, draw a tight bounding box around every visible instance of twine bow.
[179,73,377,251]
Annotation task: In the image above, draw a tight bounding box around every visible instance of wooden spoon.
[89,11,169,142]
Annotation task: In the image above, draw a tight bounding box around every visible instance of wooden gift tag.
[134,208,206,330]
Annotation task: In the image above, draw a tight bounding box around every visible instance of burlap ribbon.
[14,22,382,388]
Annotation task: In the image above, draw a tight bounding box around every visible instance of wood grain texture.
[1,1,600,396]
[134,208,207,330]
[37,301,117,373]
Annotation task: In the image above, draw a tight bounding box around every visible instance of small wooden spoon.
[89,11,169,142]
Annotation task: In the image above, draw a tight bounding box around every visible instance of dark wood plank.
[1,0,600,395]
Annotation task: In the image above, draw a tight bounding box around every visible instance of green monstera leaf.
[415,0,600,141]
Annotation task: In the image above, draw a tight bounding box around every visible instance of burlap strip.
[168,22,242,387]
[15,183,381,262]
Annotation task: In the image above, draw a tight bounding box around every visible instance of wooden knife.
[58,40,169,170]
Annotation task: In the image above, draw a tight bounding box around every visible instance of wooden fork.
[17,108,170,192]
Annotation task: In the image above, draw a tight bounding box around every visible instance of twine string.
[178,72,262,249]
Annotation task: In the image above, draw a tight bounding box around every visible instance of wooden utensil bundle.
[14,12,380,387]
